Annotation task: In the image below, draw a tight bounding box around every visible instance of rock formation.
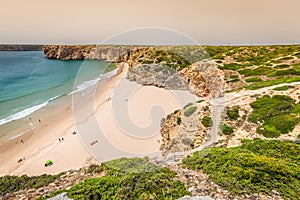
[42,45,148,62]
[180,61,225,98]
[127,64,188,90]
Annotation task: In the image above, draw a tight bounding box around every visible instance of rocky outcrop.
[0,45,42,51]
[180,61,225,98]
[160,101,211,156]
[127,64,188,90]
[43,45,148,62]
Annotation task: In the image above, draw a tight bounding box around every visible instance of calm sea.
[0,51,113,127]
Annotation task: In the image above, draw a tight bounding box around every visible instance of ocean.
[0,51,114,132]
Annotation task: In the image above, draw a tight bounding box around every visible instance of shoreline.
[0,64,124,176]
[0,62,198,176]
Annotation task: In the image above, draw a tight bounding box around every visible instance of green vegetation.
[238,67,273,77]
[204,45,300,90]
[182,139,300,200]
[0,174,61,196]
[177,117,182,125]
[249,95,300,137]
[219,63,244,70]
[68,158,189,200]
[245,76,300,90]
[298,134,300,139]
[279,56,294,60]
[267,67,300,77]
[245,77,262,83]
[221,124,234,135]
[241,139,253,144]
[201,116,213,127]
[184,102,194,109]
[226,106,239,120]
[184,106,197,117]
[272,85,295,91]
[273,64,290,69]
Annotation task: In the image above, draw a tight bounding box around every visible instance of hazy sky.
[1,0,300,45]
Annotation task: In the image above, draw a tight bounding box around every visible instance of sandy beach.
[0,63,197,176]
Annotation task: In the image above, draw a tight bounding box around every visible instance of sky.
[0,0,300,45]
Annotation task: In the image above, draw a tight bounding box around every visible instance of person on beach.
[38,119,41,123]
[59,138,61,142]
[21,139,24,143]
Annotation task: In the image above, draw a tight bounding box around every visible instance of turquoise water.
[0,51,112,126]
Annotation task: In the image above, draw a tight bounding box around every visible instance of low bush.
[273,64,290,69]
[182,139,300,200]
[201,116,213,127]
[245,77,262,83]
[0,174,60,196]
[245,76,300,90]
[177,117,182,125]
[221,124,234,135]
[249,95,300,137]
[272,85,294,91]
[226,106,239,120]
[68,158,189,200]
[184,106,197,117]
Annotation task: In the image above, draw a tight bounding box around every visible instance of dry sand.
[0,63,198,176]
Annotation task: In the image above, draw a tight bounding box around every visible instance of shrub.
[221,124,234,135]
[249,95,300,138]
[182,139,300,200]
[184,103,194,109]
[273,85,294,91]
[273,64,290,69]
[245,77,262,83]
[219,63,244,70]
[184,106,197,117]
[68,167,190,200]
[0,174,59,196]
[201,116,213,127]
[177,117,182,125]
[245,76,300,90]
[238,67,273,77]
[226,106,239,120]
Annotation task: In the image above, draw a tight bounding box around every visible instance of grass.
[184,106,197,117]
[249,95,300,137]
[182,139,300,200]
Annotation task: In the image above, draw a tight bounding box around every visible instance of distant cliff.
[0,45,42,51]
[43,45,149,62]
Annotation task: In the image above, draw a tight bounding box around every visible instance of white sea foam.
[0,95,60,126]
[68,67,119,95]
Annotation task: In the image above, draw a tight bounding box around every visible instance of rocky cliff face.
[180,61,225,98]
[160,101,211,156]
[43,45,148,62]
[0,45,42,51]
[127,64,188,90]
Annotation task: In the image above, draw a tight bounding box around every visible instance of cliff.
[0,45,42,51]
[42,45,149,62]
